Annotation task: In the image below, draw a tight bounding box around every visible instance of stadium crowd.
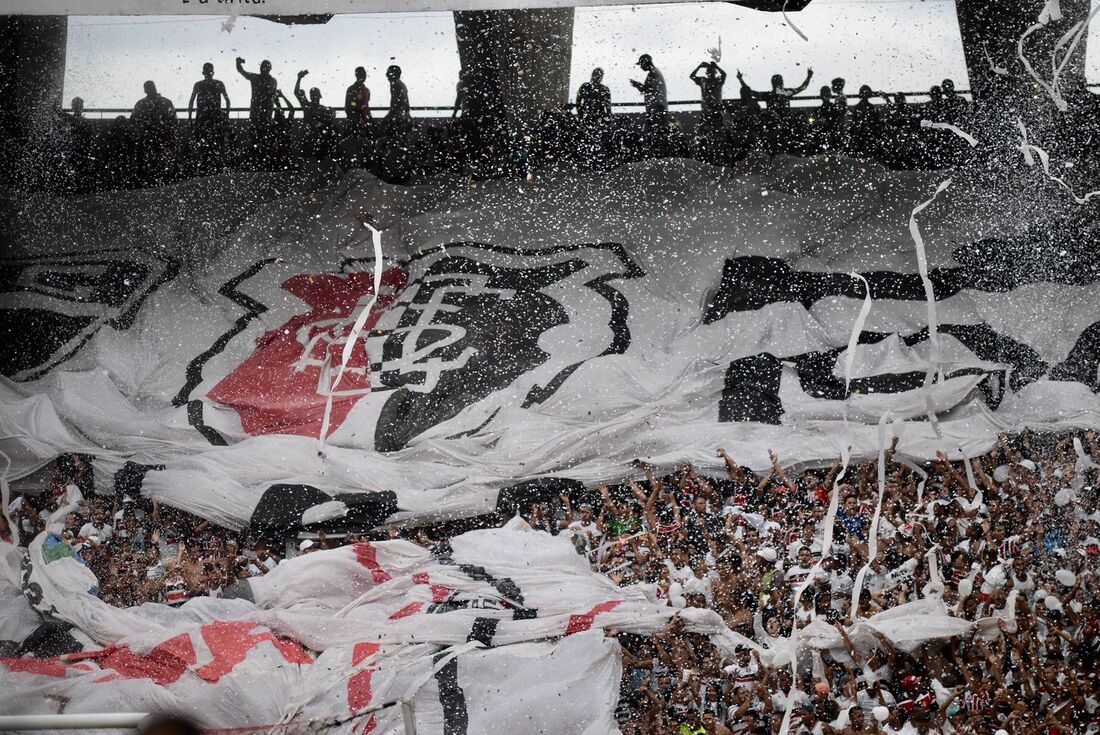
[19,52,1035,194]
[4,428,1099,733]
[571,433,1100,735]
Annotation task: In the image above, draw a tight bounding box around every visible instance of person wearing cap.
[630,54,667,121]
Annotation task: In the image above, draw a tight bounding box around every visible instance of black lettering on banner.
[704,241,1100,322]
[0,249,178,382]
[434,653,469,735]
[467,617,499,647]
[709,251,1100,424]
[431,540,536,620]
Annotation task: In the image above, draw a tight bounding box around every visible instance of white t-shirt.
[567,520,601,541]
[78,521,113,543]
[785,564,815,587]
[723,659,759,689]
[787,538,823,561]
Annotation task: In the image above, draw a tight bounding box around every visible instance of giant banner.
[2,156,1099,527]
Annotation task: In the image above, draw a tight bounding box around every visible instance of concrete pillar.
[0,16,68,138]
[955,0,1090,103]
[453,8,574,133]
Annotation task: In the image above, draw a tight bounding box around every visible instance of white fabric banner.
[2,156,1099,528]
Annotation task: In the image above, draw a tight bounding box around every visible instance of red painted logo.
[208,268,407,438]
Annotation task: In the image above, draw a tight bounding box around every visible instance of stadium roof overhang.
[5,0,813,15]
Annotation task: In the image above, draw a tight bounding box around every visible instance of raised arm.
[294,70,309,106]
[791,67,814,95]
[558,492,574,530]
[236,57,255,81]
[770,450,797,494]
[717,448,744,484]
[714,63,728,83]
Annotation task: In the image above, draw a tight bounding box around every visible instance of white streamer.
[981,41,1010,77]
[850,413,893,620]
[843,273,873,403]
[781,0,808,42]
[924,544,944,597]
[821,446,851,558]
[318,220,385,449]
[1051,4,1100,106]
[1017,20,1068,112]
[919,120,979,148]
[1039,0,1063,24]
[909,179,952,391]
[1016,119,1100,204]
[0,449,16,547]
[896,457,928,507]
[706,37,722,63]
[963,452,978,495]
[1073,437,1100,471]
[221,4,240,33]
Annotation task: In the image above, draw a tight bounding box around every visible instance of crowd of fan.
[3,429,1099,734]
[535,432,1099,735]
[20,54,1018,193]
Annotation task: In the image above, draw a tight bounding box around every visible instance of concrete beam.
[454,8,574,132]
[0,15,68,138]
[955,0,1090,103]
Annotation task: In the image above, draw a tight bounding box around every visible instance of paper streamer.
[1017,20,1068,112]
[924,545,944,597]
[1051,4,1099,105]
[850,413,893,620]
[0,449,16,547]
[317,220,385,450]
[981,41,1010,77]
[896,457,929,508]
[706,37,722,63]
[919,120,979,148]
[775,635,803,735]
[1039,0,1063,24]
[1073,437,1100,471]
[821,446,851,559]
[781,0,808,42]
[963,453,978,495]
[1017,119,1100,204]
[843,273,873,403]
[221,4,240,33]
[910,178,954,389]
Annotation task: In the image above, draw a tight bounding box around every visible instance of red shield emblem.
[208,267,407,438]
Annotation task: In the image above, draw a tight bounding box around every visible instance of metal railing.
[62,87,987,120]
[53,82,1100,119]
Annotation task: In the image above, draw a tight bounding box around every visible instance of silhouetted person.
[236,57,278,124]
[384,65,412,138]
[941,78,966,123]
[736,68,813,111]
[345,66,372,129]
[830,77,848,108]
[69,97,84,120]
[188,63,230,145]
[132,81,176,142]
[814,85,842,151]
[131,81,177,182]
[690,61,727,129]
[851,84,887,157]
[294,70,336,157]
[631,54,667,119]
[576,68,611,124]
